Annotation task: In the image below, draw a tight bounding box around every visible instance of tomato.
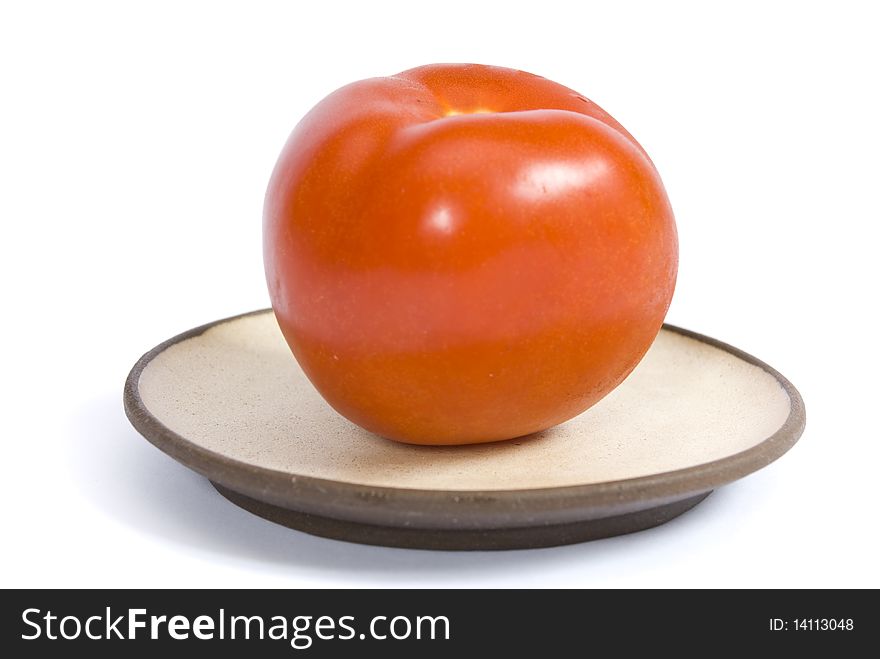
[264,64,677,445]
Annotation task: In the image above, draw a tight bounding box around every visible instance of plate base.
[211,482,713,551]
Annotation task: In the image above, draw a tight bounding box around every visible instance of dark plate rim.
[123,309,805,528]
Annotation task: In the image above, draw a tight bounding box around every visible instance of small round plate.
[124,310,804,550]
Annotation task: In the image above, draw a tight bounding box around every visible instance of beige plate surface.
[124,310,804,550]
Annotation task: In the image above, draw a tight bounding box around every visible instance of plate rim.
[123,309,805,527]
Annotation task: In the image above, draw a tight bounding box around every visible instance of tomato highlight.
[264,64,678,445]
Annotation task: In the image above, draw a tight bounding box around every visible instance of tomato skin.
[264,64,677,445]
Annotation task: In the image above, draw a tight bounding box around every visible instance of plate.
[124,309,804,550]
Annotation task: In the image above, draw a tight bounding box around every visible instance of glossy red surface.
[264,64,677,444]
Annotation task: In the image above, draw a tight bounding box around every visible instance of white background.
[2,1,878,588]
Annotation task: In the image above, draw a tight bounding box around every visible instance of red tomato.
[264,64,677,445]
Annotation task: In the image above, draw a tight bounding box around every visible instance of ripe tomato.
[264,64,677,445]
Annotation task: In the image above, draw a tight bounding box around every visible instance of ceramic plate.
[124,309,804,550]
